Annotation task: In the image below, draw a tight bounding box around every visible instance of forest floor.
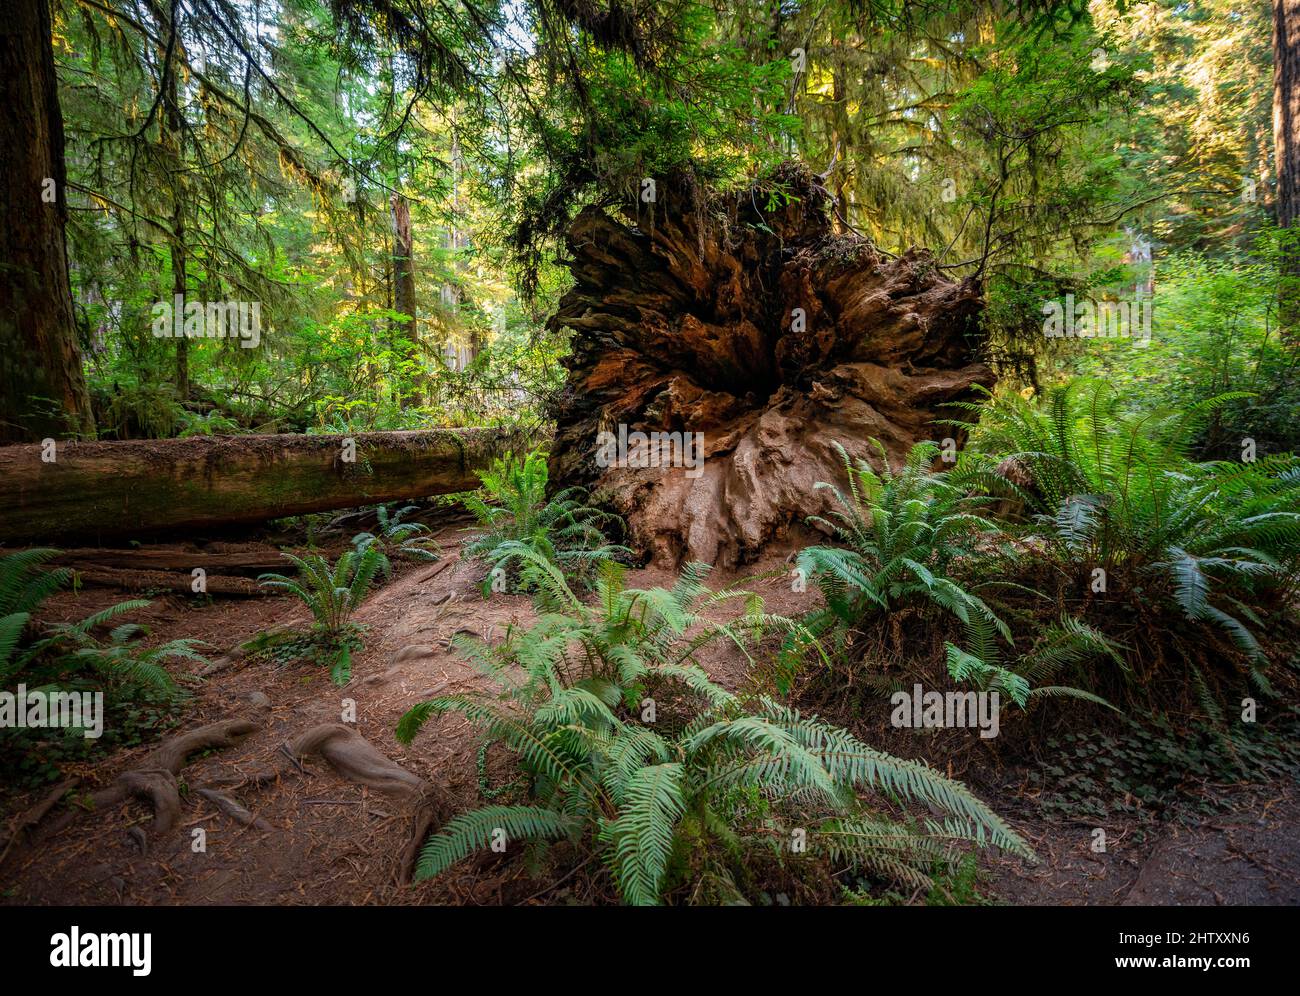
[3,510,1298,906]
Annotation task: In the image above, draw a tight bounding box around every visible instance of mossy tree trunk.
[0,428,512,544]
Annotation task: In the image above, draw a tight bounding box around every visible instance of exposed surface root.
[118,769,181,835]
[291,723,429,797]
[0,777,79,867]
[39,715,262,840]
[398,791,451,885]
[195,787,272,831]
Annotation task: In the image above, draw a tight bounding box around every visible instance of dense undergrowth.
[3,376,1297,903]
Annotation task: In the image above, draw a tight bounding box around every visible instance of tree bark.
[0,428,512,544]
[1276,0,1300,334]
[390,192,420,402]
[0,0,96,443]
[161,13,190,402]
[549,164,992,568]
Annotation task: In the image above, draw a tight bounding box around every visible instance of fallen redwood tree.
[0,428,513,545]
[549,164,994,567]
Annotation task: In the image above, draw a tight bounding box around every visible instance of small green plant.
[943,614,1121,711]
[37,614,203,694]
[0,549,71,681]
[462,449,629,593]
[397,549,1029,905]
[0,550,199,788]
[1028,709,1300,827]
[258,546,384,684]
[351,503,440,572]
[177,410,242,437]
[1,550,200,693]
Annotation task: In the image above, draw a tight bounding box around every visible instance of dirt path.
[3,534,1297,906]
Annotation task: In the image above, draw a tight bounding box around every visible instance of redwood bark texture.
[390,192,420,403]
[0,0,96,442]
[549,165,993,568]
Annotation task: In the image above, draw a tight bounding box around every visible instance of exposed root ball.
[39,714,263,839]
[549,164,993,566]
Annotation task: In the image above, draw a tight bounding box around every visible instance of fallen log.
[71,567,267,598]
[549,163,994,567]
[0,428,512,544]
[52,547,292,573]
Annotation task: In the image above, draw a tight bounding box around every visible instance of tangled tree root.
[291,724,427,797]
[291,723,449,884]
[549,164,993,566]
[40,716,261,842]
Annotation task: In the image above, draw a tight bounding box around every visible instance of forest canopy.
[0,0,1285,446]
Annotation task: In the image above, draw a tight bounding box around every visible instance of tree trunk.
[549,165,992,568]
[0,428,512,544]
[150,0,192,401]
[390,192,420,402]
[1276,0,1300,334]
[0,0,95,443]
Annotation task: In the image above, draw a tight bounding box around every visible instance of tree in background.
[0,0,95,442]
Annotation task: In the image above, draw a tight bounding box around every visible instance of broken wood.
[0,427,514,545]
[71,567,267,598]
[549,164,994,567]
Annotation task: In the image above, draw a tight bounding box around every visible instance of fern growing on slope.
[944,613,1121,711]
[351,503,441,574]
[397,549,1030,905]
[950,380,1300,700]
[461,449,630,593]
[258,546,385,684]
[785,439,1017,690]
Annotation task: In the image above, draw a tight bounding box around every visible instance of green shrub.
[0,550,200,788]
[784,440,1015,690]
[258,546,385,684]
[462,449,629,593]
[351,503,441,574]
[953,380,1300,706]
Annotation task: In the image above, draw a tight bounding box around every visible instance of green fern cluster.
[1,549,197,694]
[351,503,441,572]
[787,440,1014,688]
[462,449,630,593]
[397,546,1030,905]
[258,546,385,684]
[944,614,1121,712]
[952,380,1300,695]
